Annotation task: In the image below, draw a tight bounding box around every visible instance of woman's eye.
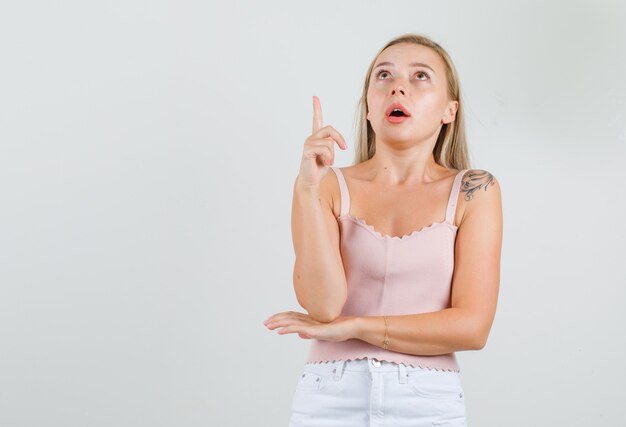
[376,70,390,79]
[375,69,430,80]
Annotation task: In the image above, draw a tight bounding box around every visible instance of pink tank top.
[305,167,469,372]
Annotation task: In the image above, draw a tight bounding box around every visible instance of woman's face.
[366,42,458,146]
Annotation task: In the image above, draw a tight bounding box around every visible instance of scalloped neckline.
[339,213,457,241]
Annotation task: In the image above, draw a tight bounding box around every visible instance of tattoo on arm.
[461,170,495,201]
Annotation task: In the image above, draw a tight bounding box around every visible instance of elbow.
[305,300,346,323]
[301,294,347,323]
[310,311,341,323]
[460,310,491,350]
[472,336,486,350]
[470,329,489,350]
[295,278,347,323]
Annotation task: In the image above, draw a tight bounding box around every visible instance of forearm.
[292,180,346,322]
[352,308,483,355]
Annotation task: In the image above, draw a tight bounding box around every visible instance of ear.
[442,100,459,124]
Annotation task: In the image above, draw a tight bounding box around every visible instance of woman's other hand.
[263,311,357,342]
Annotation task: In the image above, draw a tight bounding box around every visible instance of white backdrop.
[1,1,625,426]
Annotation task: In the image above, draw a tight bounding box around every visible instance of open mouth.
[389,109,407,117]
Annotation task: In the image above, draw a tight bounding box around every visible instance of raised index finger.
[312,95,323,133]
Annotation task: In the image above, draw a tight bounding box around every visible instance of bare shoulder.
[460,169,499,201]
[458,169,502,228]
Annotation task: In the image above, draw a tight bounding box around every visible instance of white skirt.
[288,356,467,427]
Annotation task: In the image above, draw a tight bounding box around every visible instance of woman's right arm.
[291,171,347,323]
[291,96,347,323]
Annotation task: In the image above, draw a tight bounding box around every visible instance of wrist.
[348,316,388,348]
[348,316,364,340]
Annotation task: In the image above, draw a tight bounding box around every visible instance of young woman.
[264,33,502,427]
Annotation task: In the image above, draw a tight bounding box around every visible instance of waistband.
[304,357,463,386]
[306,357,449,372]
[309,357,457,384]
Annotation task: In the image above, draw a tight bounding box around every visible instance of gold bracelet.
[383,316,390,350]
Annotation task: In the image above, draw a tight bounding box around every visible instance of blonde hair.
[351,33,471,170]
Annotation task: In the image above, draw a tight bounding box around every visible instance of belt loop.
[398,362,408,384]
[332,359,347,381]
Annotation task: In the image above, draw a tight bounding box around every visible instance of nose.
[391,85,406,96]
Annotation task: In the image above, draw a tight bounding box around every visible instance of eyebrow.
[373,61,436,74]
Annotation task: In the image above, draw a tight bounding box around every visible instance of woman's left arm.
[353,172,503,355]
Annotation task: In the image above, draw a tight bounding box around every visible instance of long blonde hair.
[351,33,471,170]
